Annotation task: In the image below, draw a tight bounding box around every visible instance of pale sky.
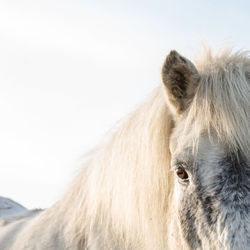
[1,0,250,209]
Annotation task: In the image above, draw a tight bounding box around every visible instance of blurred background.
[1,0,250,209]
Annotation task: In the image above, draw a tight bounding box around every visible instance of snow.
[0,197,28,219]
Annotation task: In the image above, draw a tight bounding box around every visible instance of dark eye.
[176,167,188,180]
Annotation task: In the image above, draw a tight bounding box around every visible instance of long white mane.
[1,49,250,250]
[57,49,250,249]
[60,88,173,249]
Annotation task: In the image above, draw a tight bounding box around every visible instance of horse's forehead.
[170,131,226,165]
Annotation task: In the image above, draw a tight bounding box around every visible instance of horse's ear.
[161,50,200,115]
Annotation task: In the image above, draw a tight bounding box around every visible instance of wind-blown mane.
[185,49,250,157]
[57,49,250,249]
[61,89,174,249]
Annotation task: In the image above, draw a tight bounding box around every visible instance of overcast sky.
[1,0,250,209]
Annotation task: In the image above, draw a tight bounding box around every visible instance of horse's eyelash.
[170,163,184,172]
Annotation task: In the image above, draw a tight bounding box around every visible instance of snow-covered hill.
[0,197,28,219]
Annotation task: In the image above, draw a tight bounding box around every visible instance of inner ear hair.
[161,50,200,114]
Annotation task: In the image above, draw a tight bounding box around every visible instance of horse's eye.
[176,167,188,179]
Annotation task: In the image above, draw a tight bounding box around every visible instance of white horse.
[0,49,249,250]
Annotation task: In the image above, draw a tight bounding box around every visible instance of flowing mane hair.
[187,49,250,157]
[51,49,250,249]
[61,88,174,249]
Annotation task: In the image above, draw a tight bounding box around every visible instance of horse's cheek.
[177,188,202,249]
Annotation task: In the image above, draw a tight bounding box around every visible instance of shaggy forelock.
[182,49,250,158]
